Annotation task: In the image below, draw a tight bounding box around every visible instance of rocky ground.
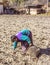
[0,15,50,65]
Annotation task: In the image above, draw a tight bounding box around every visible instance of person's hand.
[29,43,34,47]
[29,43,31,46]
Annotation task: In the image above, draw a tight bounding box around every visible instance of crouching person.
[11,29,33,52]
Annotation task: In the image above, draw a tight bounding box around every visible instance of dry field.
[0,15,50,65]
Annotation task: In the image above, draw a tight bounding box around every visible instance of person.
[11,29,33,52]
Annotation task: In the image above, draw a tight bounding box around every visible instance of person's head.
[11,35,17,42]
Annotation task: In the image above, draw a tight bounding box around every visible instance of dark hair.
[11,35,16,42]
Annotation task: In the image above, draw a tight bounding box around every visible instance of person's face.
[15,38,18,42]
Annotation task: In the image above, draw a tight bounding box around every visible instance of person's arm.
[13,41,18,50]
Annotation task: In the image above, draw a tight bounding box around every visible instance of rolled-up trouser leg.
[21,41,29,52]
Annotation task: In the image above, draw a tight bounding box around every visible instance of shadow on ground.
[37,48,50,58]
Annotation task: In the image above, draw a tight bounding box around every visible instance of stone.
[26,46,40,58]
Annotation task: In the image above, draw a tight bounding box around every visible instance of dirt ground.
[0,15,50,65]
